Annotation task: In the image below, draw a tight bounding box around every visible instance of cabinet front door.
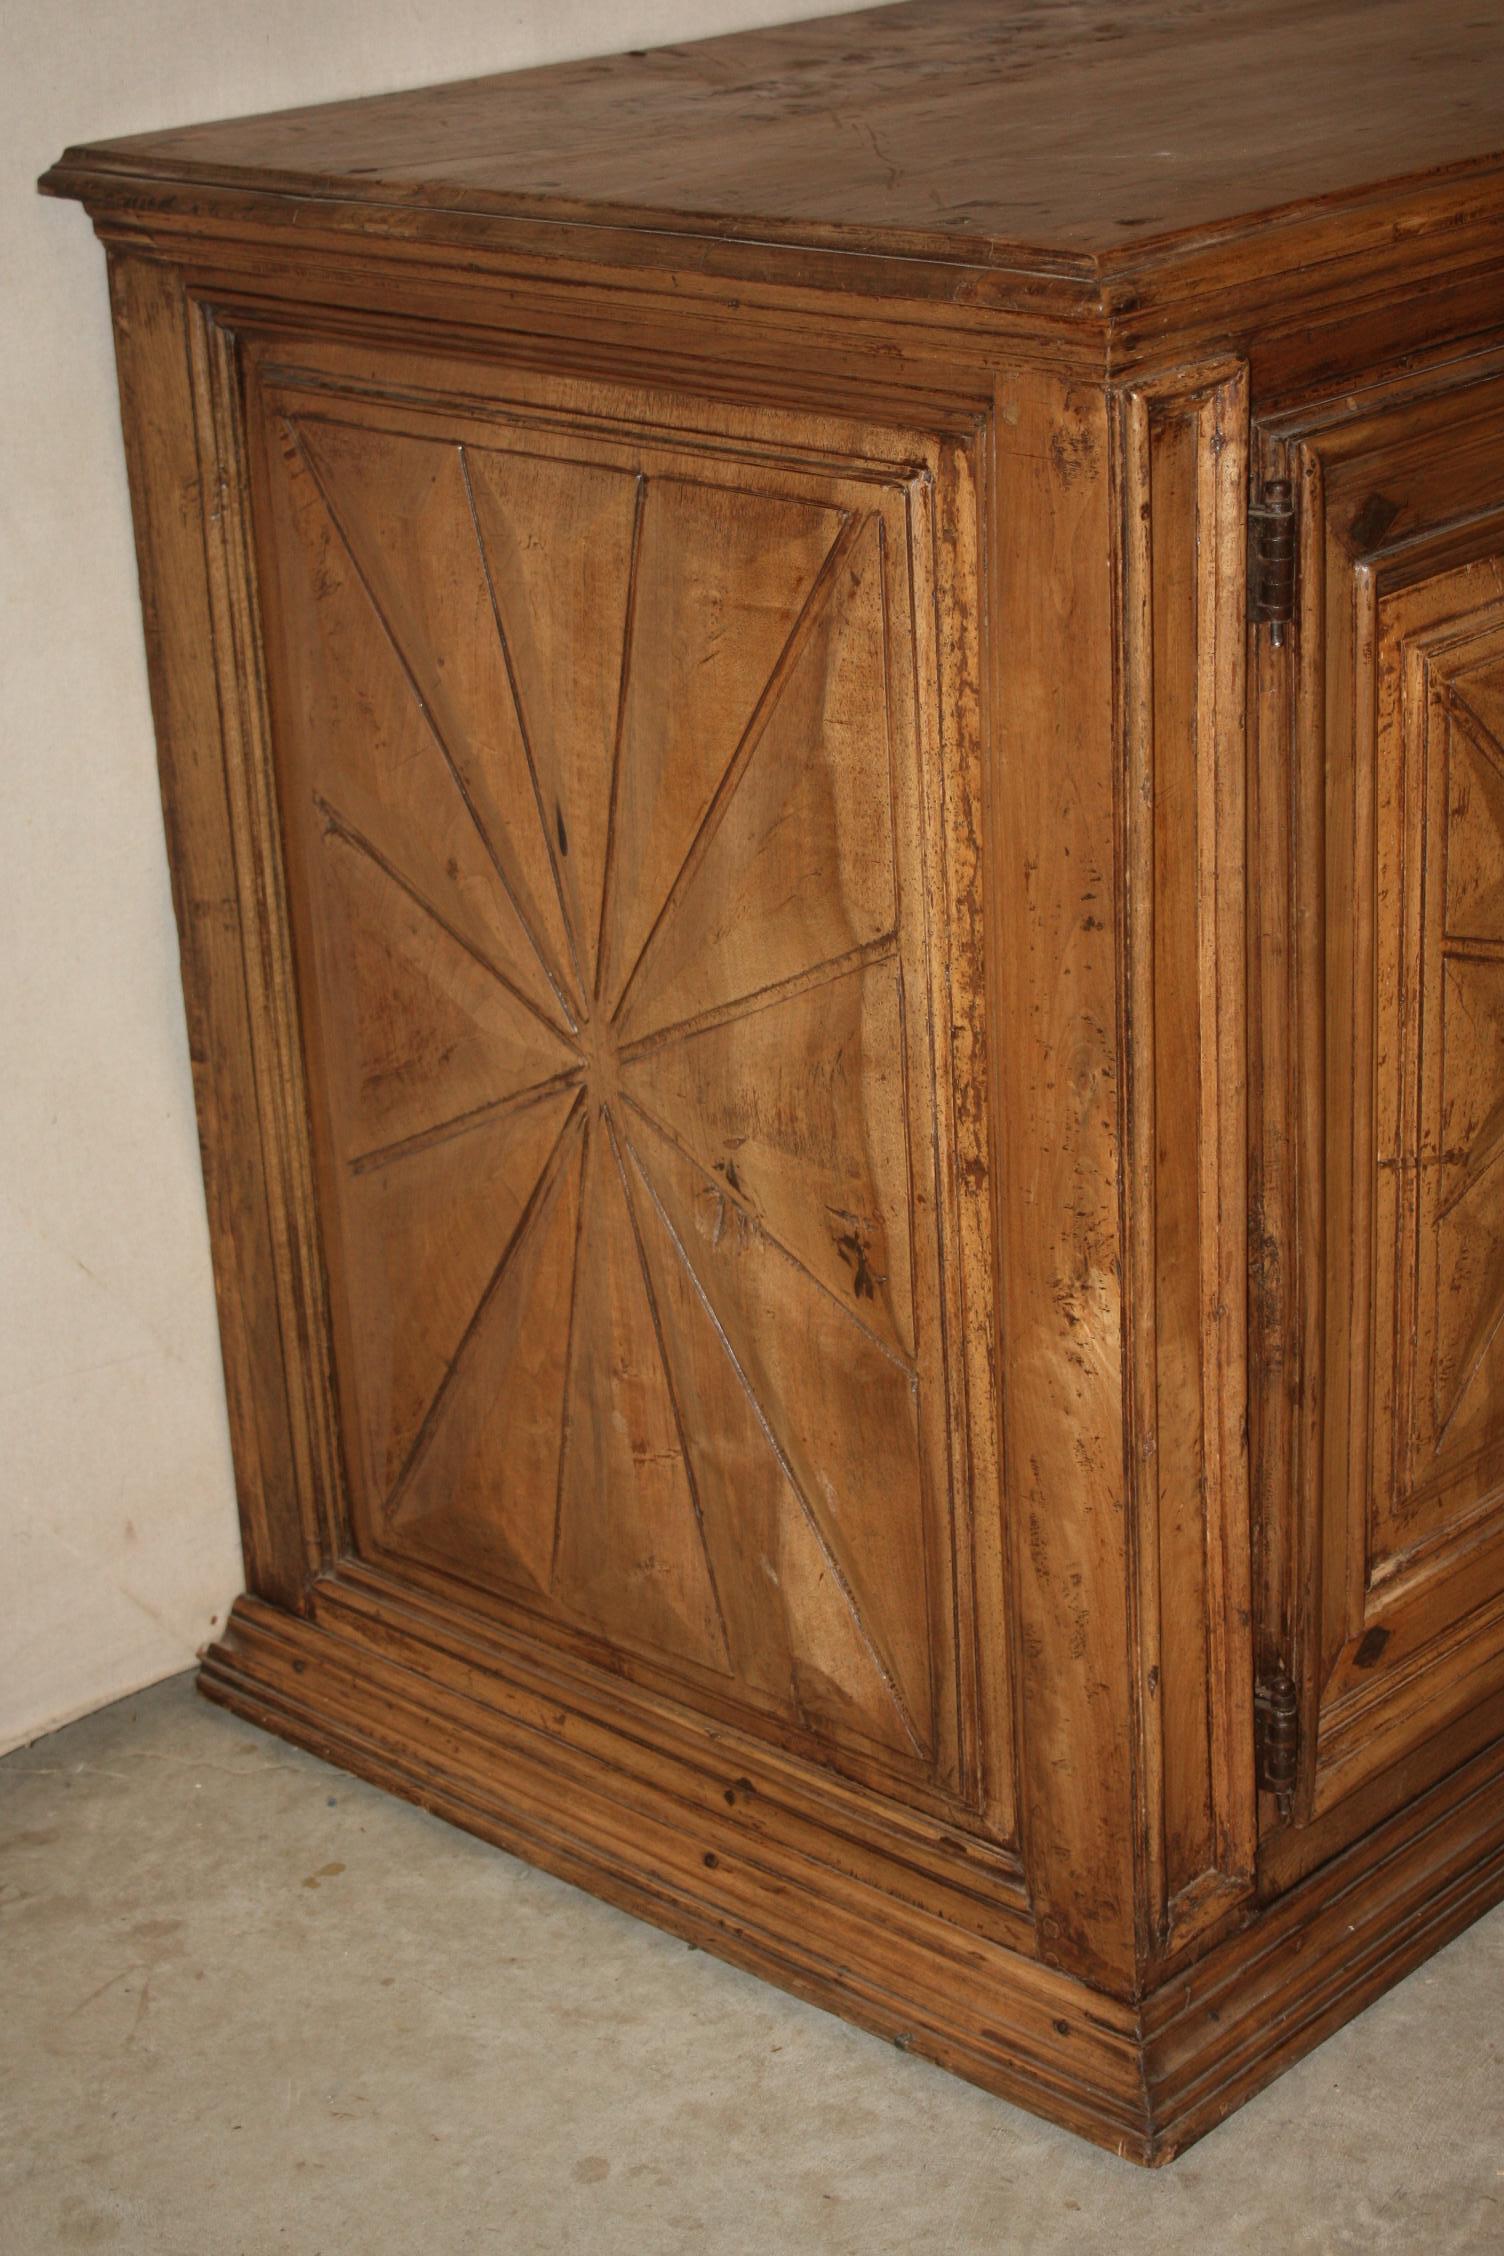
[1256,361,1504,1832]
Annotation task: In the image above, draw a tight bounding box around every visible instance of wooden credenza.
[42,0,1504,2162]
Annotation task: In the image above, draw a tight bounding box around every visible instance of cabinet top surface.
[43,0,1504,274]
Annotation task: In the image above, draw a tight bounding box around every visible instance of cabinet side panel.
[992,369,1139,1987]
[229,332,1010,1828]
[104,253,324,1606]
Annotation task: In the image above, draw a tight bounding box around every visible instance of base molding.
[199,1586,1504,2165]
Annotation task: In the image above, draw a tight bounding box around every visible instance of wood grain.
[41,0,1504,264]
[1118,363,1254,1962]
[41,0,1504,2165]
[991,365,1140,1988]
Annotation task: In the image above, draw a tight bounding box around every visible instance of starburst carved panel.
[254,384,968,1790]
[1373,592,1504,1561]
[1265,391,1504,1822]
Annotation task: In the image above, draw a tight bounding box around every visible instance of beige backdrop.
[2,0,876,1754]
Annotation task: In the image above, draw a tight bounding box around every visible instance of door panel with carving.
[241,337,1006,1828]
[1257,364,1504,1831]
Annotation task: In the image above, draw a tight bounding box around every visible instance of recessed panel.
[247,362,978,1808]
[1381,636,1504,1548]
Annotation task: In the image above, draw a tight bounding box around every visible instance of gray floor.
[2,1681,1501,2256]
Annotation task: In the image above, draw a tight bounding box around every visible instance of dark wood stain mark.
[1353,1625,1391,1669]
[1349,490,1402,551]
[828,1206,885,1302]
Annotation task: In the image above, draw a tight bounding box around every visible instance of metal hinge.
[1249,476,1297,644]
[1254,1669,1300,1821]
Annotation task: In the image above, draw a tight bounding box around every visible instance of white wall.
[2,0,876,1754]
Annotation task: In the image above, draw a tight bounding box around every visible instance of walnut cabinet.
[42,0,1504,2162]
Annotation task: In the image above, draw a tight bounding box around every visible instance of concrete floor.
[1,1681,1500,2256]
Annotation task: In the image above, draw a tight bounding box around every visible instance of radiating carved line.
[617,933,899,1062]
[1448,689,1504,785]
[383,1092,586,1520]
[622,1132,927,1759]
[347,1063,586,1178]
[1443,702,1504,956]
[460,444,590,1020]
[1434,700,1504,1204]
[313,794,578,1050]
[289,418,580,1033]
[1433,1237,1504,1455]
[877,504,906,923]
[603,1106,734,1669]
[620,1092,916,1376]
[592,474,647,1007]
[1436,1087,1504,1220]
[608,507,862,1029]
[548,1109,594,1595]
